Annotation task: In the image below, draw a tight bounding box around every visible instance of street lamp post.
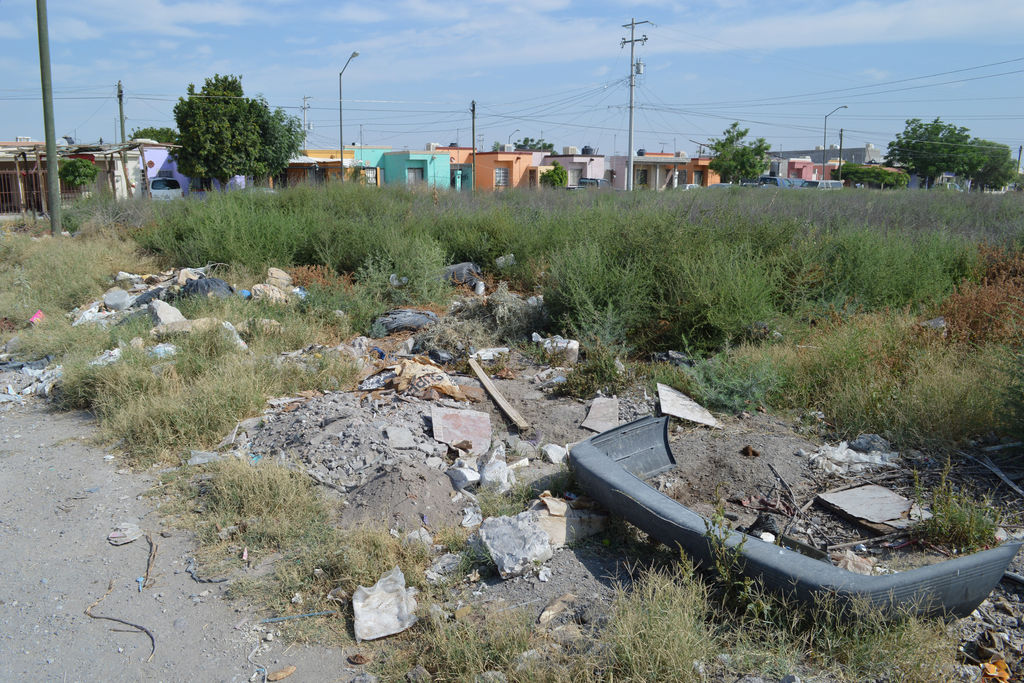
[822,105,847,182]
[339,51,359,182]
[507,129,519,149]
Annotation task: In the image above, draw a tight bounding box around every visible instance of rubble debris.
[375,309,439,334]
[848,433,891,453]
[531,332,579,365]
[431,406,491,455]
[428,349,455,365]
[651,350,694,367]
[461,506,482,527]
[149,300,185,326]
[581,397,619,433]
[265,267,293,291]
[471,347,509,361]
[103,287,133,311]
[447,466,481,490]
[386,359,474,401]
[467,358,529,431]
[187,450,223,466]
[808,442,898,475]
[71,301,118,327]
[479,512,553,579]
[250,283,290,304]
[656,383,721,429]
[89,348,122,367]
[352,566,418,641]
[817,484,930,530]
[530,494,608,549]
[541,444,567,465]
[385,425,417,450]
[494,253,516,270]
[479,443,516,494]
[425,553,462,584]
[338,462,466,531]
[404,528,432,547]
[443,262,485,295]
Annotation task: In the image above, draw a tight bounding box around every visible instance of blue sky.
[3,0,1023,159]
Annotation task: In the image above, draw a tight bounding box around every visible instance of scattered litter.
[471,347,509,361]
[352,566,418,641]
[817,484,930,530]
[250,283,290,304]
[108,522,142,546]
[531,332,579,364]
[429,349,455,365]
[425,553,462,584]
[657,383,721,429]
[267,665,297,681]
[538,567,552,582]
[467,358,529,431]
[259,611,336,624]
[809,442,899,475]
[148,343,178,359]
[651,350,693,367]
[432,406,492,455]
[89,348,122,367]
[495,253,516,269]
[530,494,608,549]
[831,549,876,575]
[181,276,234,299]
[404,528,432,547]
[479,444,516,494]
[848,433,891,453]
[581,397,619,433]
[461,506,483,527]
[374,309,439,334]
[479,512,553,579]
[29,309,45,325]
[187,450,223,466]
[443,262,485,294]
[185,557,228,584]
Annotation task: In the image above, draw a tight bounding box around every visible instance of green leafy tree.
[129,126,179,145]
[173,74,299,187]
[885,117,972,188]
[515,136,554,151]
[831,164,908,188]
[708,122,770,183]
[58,158,98,188]
[965,139,1016,190]
[540,161,567,187]
[255,106,304,179]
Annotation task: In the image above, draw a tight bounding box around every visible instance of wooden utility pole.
[35,0,61,235]
[838,128,844,182]
[471,100,476,192]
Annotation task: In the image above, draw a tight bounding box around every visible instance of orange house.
[473,150,536,190]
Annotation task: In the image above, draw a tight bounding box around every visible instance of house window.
[364,168,377,185]
[494,167,510,188]
[407,167,424,185]
[567,168,582,186]
[637,169,648,187]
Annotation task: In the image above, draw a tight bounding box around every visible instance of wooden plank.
[467,357,529,432]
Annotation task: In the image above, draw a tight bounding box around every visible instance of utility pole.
[118,81,126,143]
[301,96,310,151]
[1017,145,1022,175]
[621,18,650,191]
[35,0,60,235]
[470,100,476,192]
[837,128,844,182]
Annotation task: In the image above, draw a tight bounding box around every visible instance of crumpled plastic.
[352,566,418,641]
[809,442,899,475]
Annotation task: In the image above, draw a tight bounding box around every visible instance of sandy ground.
[0,401,356,683]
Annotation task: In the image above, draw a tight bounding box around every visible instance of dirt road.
[0,401,352,683]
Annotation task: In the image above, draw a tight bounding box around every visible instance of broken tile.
[657,383,721,429]
[431,406,491,455]
[581,397,619,433]
[817,484,931,529]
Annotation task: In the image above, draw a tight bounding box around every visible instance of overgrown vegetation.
[915,463,1000,552]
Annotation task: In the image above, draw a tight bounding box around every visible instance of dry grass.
[941,245,1024,345]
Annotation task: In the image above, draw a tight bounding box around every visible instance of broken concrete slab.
[541,444,567,465]
[479,512,553,579]
[480,458,515,494]
[817,484,930,529]
[431,406,491,456]
[446,466,480,490]
[385,425,417,450]
[581,397,619,433]
[530,497,608,549]
[656,383,721,429]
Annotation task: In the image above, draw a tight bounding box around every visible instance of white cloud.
[322,4,390,23]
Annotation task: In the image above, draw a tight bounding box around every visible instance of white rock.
[352,566,418,641]
[480,459,515,494]
[149,300,186,326]
[447,467,480,490]
[404,528,433,547]
[425,553,462,584]
[541,444,567,465]
[103,287,133,311]
[479,512,553,579]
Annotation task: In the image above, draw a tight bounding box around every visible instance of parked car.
[149,177,183,200]
[756,176,795,188]
[575,177,611,189]
[802,180,843,190]
[681,183,700,190]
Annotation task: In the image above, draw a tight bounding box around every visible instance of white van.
[150,177,183,200]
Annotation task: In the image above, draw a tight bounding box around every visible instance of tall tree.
[173,74,264,187]
[255,105,303,179]
[515,137,554,151]
[540,161,567,187]
[965,139,1016,191]
[708,122,770,183]
[885,117,972,188]
[128,126,179,145]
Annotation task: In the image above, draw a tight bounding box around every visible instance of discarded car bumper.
[569,416,1021,618]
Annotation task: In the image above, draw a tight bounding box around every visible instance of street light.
[339,50,359,182]
[507,129,519,148]
[822,105,847,182]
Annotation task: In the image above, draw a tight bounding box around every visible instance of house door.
[407,167,424,185]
